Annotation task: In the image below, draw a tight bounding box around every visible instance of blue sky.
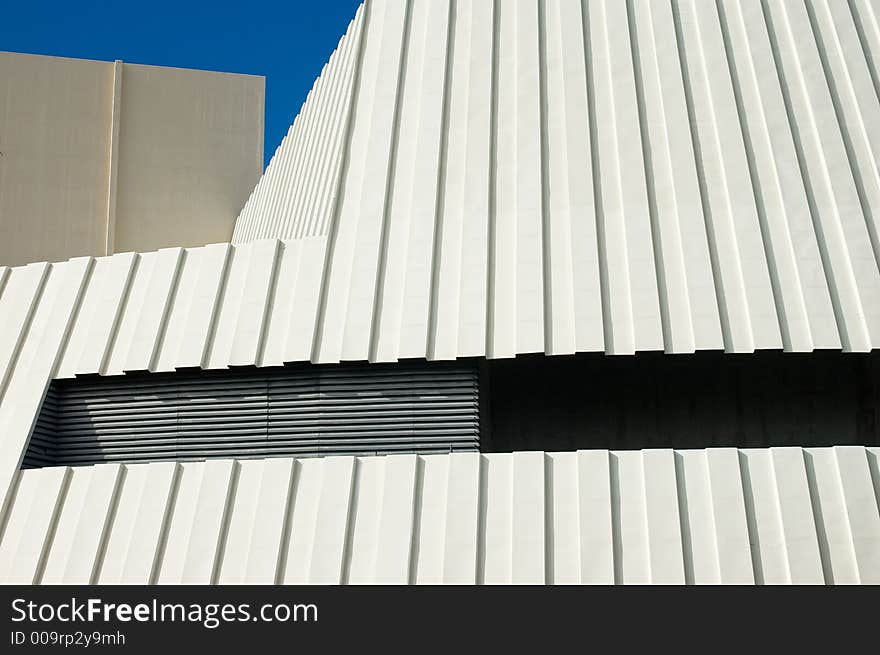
[0,0,362,168]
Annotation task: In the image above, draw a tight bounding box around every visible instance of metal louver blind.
[23,362,479,468]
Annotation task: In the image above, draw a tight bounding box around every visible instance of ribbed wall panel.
[1,0,880,585]
[763,0,879,350]
[0,257,93,536]
[431,0,495,360]
[3,446,878,584]
[229,0,880,359]
[231,5,366,242]
[57,252,138,379]
[316,0,413,364]
[0,262,49,396]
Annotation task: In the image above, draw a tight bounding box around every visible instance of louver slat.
[23,362,479,468]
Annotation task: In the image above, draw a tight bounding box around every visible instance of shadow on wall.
[485,351,880,452]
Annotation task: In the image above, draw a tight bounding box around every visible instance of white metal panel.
[577,449,614,584]
[204,240,282,369]
[832,446,880,583]
[739,448,791,584]
[257,124,298,241]
[177,243,232,369]
[259,238,329,366]
[454,0,495,359]
[373,0,450,362]
[442,452,481,583]
[371,455,418,583]
[154,243,231,371]
[153,247,204,371]
[675,450,721,584]
[675,0,757,352]
[311,7,367,237]
[204,243,253,369]
[642,449,685,584]
[687,0,781,350]
[316,0,411,364]
[764,0,877,351]
[260,239,305,367]
[613,450,651,584]
[849,0,880,68]
[232,5,366,242]
[58,252,137,378]
[110,247,184,373]
[340,454,415,583]
[706,448,754,584]
[812,0,880,329]
[481,453,512,583]
[104,251,155,374]
[258,128,297,242]
[284,64,333,239]
[803,447,860,584]
[285,237,329,362]
[602,0,664,353]
[511,451,545,584]
[1,0,879,587]
[0,467,69,584]
[347,457,385,583]
[722,0,839,350]
[40,464,123,584]
[281,458,322,584]
[97,462,178,584]
[771,446,826,583]
[229,240,280,366]
[412,454,447,584]
[0,257,92,528]
[547,452,580,583]
[157,460,236,585]
[491,0,545,358]
[586,0,637,355]
[4,447,879,585]
[307,456,356,584]
[219,0,880,362]
[411,452,483,584]
[432,0,494,359]
[634,0,718,353]
[718,0,812,352]
[543,0,593,356]
[218,458,295,584]
[0,262,49,395]
[868,447,880,524]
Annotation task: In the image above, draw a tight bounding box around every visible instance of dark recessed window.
[485,351,880,452]
[24,351,879,469]
[23,361,480,469]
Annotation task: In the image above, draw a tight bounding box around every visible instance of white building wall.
[233,0,880,359]
[0,447,877,584]
[1,0,879,586]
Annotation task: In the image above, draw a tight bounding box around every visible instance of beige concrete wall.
[114,63,264,253]
[0,52,115,266]
[0,52,264,267]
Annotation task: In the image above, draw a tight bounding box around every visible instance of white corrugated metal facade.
[233,0,880,359]
[2,447,878,585]
[1,0,879,584]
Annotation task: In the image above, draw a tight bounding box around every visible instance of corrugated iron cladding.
[1,0,880,585]
[0,447,878,584]
[234,0,880,358]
